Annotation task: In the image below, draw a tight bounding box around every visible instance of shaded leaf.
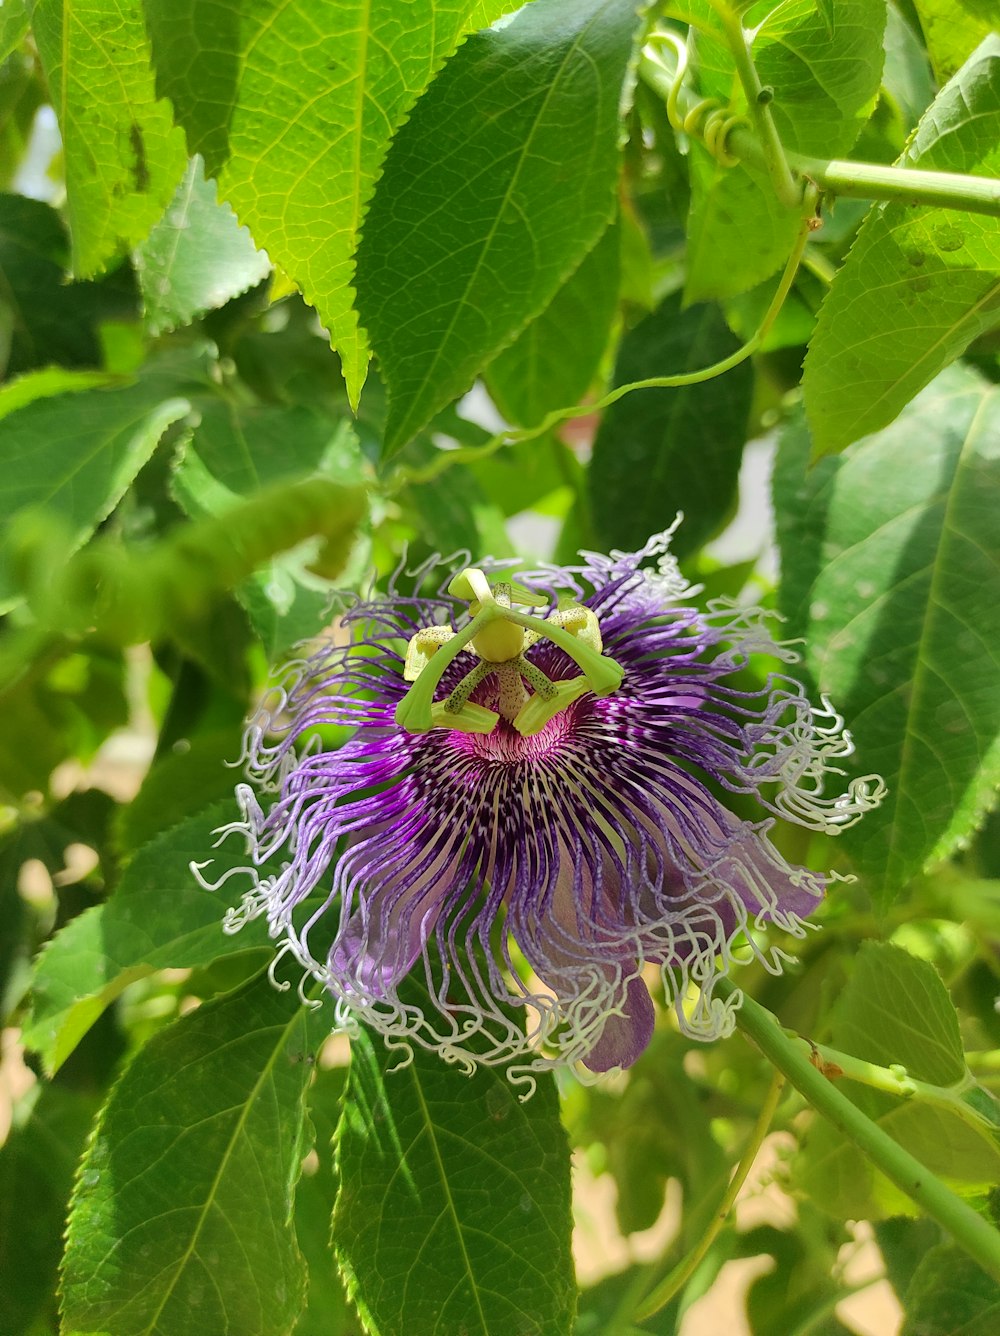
[0,361,199,610]
[356,0,648,455]
[30,0,187,275]
[0,195,132,375]
[0,0,29,63]
[773,365,1000,907]
[486,221,621,428]
[334,1015,575,1336]
[61,975,325,1336]
[903,1243,1000,1335]
[834,942,965,1085]
[684,149,801,303]
[171,403,366,654]
[802,36,1000,456]
[589,292,753,558]
[0,1084,98,1336]
[144,0,518,404]
[136,155,271,335]
[293,1067,357,1336]
[22,804,270,1074]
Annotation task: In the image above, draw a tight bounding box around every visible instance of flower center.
[393,567,624,738]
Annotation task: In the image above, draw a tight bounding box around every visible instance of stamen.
[394,568,625,735]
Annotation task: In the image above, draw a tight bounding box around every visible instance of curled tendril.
[647,29,749,170]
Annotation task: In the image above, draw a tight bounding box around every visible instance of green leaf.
[834,942,965,1085]
[485,221,621,428]
[903,1244,1000,1336]
[144,1,517,406]
[802,36,1000,456]
[171,403,366,654]
[61,975,325,1336]
[0,0,29,63]
[334,1016,575,1336]
[912,0,997,84]
[752,0,886,157]
[136,155,271,335]
[0,368,194,611]
[356,0,648,455]
[588,293,754,559]
[0,1084,98,1336]
[0,366,116,421]
[0,194,133,376]
[684,149,801,303]
[293,1067,356,1336]
[798,942,1000,1220]
[773,365,1000,907]
[30,0,187,276]
[22,804,270,1074]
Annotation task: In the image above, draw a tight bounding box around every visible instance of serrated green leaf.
[293,1067,356,1336]
[912,0,997,84]
[0,366,116,421]
[30,0,187,276]
[61,974,325,1336]
[752,0,886,157]
[144,2,517,406]
[834,942,965,1084]
[172,403,365,653]
[0,1083,98,1336]
[22,803,269,1074]
[774,365,1000,906]
[903,1243,1000,1336]
[802,36,1000,457]
[356,0,648,456]
[136,155,271,335]
[485,221,621,428]
[334,1017,575,1336]
[589,292,753,558]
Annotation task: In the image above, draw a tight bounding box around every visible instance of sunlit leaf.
[774,365,1000,907]
[334,1012,575,1336]
[136,155,271,335]
[144,0,518,404]
[61,975,325,1336]
[802,36,1000,456]
[356,0,648,455]
[30,0,187,275]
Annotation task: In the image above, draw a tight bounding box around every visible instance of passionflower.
[209,533,883,1081]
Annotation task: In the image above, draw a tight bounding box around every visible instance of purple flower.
[210,533,884,1081]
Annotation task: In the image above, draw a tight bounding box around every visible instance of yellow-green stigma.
[393,568,624,737]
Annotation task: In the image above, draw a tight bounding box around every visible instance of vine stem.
[633,1070,786,1323]
[639,41,1000,218]
[389,195,816,490]
[716,977,1000,1283]
[704,0,799,207]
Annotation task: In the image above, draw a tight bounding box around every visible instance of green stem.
[705,0,799,208]
[785,1036,995,1138]
[633,1071,786,1323]
[718,977,1000,1283]
[639,45,1000,218]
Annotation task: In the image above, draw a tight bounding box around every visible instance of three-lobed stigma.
[394,568,624,737]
